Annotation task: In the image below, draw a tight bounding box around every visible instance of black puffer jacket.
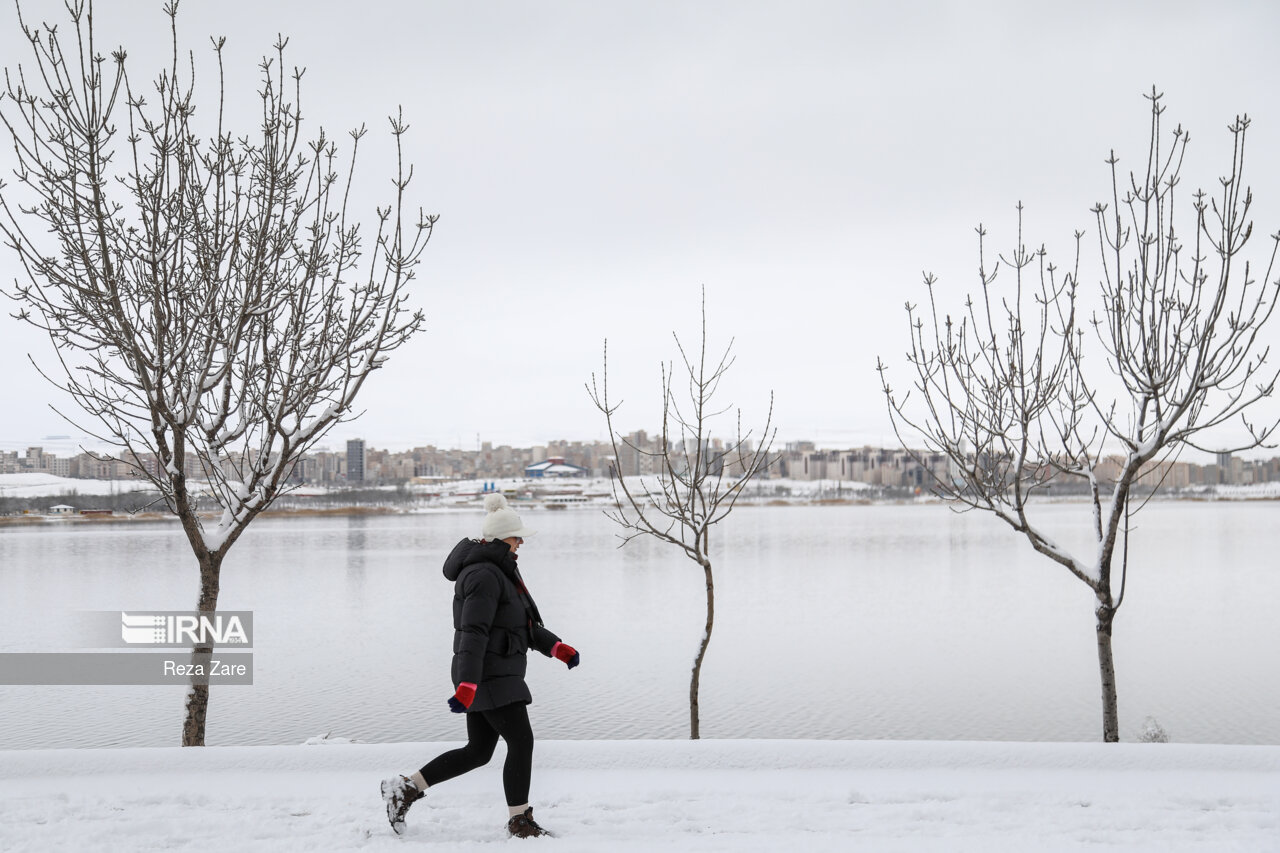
[442,538,562,712]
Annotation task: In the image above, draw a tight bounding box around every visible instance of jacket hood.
[442,537,514,581]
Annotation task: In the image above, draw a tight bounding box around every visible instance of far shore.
[2,491,1277,528]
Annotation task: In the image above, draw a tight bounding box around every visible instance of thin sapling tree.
[587,290,777,739]
[877,89,1279,741]
[0,1,434,745]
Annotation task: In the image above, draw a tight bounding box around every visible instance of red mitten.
[552,642,580,669]
[448,682,477,712]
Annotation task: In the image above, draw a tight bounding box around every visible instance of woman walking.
[381,493,581,838]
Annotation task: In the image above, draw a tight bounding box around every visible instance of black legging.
[418,701,535,807]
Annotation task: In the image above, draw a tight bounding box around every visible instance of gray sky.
[2,0,1279,455]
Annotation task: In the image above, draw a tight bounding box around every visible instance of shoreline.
[3,492,1279,527]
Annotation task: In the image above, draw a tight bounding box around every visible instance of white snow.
[5,471,1280,508]
[0,739,1275,851]
[0,473,149,498]
[1210,481,1280,499]
[200,508,237,553]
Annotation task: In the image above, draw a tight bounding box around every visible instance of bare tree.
[0,1,433,745]
[877,88,1279,742]
[587,290,777,739]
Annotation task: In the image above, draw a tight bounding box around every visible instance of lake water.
[0,501,1276,749]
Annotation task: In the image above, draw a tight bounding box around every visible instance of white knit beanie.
[481,493,536,541]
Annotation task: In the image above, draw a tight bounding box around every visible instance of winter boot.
[380,775,424,835]
[507,806,552,838]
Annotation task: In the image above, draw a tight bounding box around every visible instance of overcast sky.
[2,0,1279,457]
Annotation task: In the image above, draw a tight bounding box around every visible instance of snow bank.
[1206,481,1280,499]
[0,473,149,499]
[0,739,1276,851]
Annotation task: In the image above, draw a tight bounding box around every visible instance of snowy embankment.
[0,472,142,499]
[8,471,1280,510]
[1204,481,1280,499]
[0,739,1276,852]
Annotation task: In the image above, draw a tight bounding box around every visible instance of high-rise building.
[347,438,366,484]
[1216,451,1238,485]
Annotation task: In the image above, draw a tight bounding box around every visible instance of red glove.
[552,642,580,669]
[448,682,477,713]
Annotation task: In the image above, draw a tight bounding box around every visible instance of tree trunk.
[689,558,715,740]
[1095,599,1119,743]
[182,551,222,747]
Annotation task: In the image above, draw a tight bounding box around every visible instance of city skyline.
[5,433,1279,491]
[4,423,1280,467]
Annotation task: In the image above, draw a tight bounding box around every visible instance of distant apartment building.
[605,431,658,478]
[312,449,345,484]
[289,454,318,484]
[1093,452,1243,489]
[1218,452,1244,485]
[364,446,388,482]
[377,454,412,482]
[346,438,366,484]
[780,444,953,489]
[13,446,73,477]
[1133,458,1192,489]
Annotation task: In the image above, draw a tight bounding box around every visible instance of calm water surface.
[0,501,1276,749]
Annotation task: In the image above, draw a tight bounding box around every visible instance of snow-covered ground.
[1199,481,1280,499]
[0,473,874,512]
[0,472,147,499]
[0,739,1275,852]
